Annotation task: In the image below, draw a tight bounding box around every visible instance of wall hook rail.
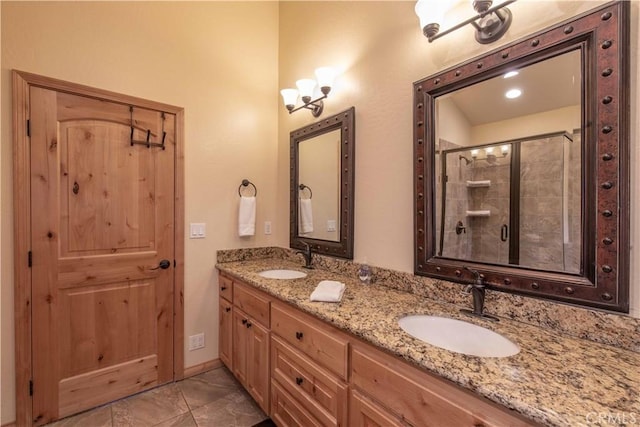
[130,106,167,150]
[238,179,257,197]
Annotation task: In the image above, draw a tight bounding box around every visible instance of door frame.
[12,70,185,426]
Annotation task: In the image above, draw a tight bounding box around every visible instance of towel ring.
[298,183,313,199]
[238,179,257,197]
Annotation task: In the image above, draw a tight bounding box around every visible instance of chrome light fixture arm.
[422,0,516,44]
[286,93,327,117]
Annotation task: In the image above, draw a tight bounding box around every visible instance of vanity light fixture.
[415,0,515,44]
[280,67,336,117]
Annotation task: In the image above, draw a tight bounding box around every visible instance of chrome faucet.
[296,242,314,269]
[461,267,498,322]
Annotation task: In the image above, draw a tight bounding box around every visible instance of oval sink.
[258,269,308,279]
[398,315,519,358]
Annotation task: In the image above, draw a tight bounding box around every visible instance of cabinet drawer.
[234,281,270,327]
[271,303,348,380]
[351,344,535,427]
[271,380,323,427]
[271,335,347,427]
[219,275,233,302]
[349,390,404,427]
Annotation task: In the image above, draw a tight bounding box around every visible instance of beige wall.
[0,2,280,423]
[278,0,639,314]
[471,105,581,145]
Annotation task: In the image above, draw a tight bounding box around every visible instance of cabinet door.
[219,299,233,370]
[272,381,323,427]
[350,390,404,427]
[232,309,249,386]
[247,320,270,413]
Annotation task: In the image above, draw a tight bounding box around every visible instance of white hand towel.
[238,196,256,236]
[299,198,314,234]
[310,280,346,303]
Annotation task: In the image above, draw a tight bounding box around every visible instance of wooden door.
[233,309,250,386]
[29,86,176,424]
[219,298,233,369]
[247,321,269,413]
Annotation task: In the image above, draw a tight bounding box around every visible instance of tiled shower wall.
[440,132,580,272]
[436,140,472,260]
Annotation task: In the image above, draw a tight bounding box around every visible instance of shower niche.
[436,131,580,274]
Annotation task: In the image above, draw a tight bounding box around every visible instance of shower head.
[459,155,473,165]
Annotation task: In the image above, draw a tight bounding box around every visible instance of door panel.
[30,86,176,424]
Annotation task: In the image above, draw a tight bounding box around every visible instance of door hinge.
[27,119,30,138]
[29,380,33,396]
[28,251,32,268]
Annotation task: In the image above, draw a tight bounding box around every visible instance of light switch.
[189,223,206,239]
[327,220,337,232]
[264,221,272,235]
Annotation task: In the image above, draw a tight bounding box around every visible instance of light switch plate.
[189,223,206,239]
[327,220,337,232]
[264,221,272,235]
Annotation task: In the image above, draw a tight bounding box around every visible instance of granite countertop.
[216,258,640,427]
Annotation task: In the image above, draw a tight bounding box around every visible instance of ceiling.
[440,49,582,126]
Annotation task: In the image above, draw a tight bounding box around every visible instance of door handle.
[501,224,508,242]
[151,259,171,270]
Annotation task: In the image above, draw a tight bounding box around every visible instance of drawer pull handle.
[246,322,252,328]
[242,319,247,325]
[295,331,304,340]
[225,307,231,312]
[295,377,304,386]
[221,286,227,291]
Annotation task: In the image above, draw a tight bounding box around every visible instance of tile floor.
[46,367,269,427]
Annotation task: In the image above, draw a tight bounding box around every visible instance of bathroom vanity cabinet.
[218,275,271,413]
[218,272,535,427]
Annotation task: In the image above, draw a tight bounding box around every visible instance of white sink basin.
[398,315,519,358]
[258,269,308,279]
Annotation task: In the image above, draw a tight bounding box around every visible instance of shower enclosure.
[435,131,580,274]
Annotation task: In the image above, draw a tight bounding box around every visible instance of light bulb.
[501,145,509,154]
[296,79,317,103]
[471,149,479,158]
[505,88,522,99]
[280,89,299,111]
[314,67,335,95]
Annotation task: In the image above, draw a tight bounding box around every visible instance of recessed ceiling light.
[503,71,519,79]
[505,88,522,99]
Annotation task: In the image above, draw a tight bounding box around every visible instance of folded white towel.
[238,196,256,236]
[310,280,346,303]
[299,198,314,234]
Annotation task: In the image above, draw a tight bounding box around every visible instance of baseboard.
[183,359,223,378]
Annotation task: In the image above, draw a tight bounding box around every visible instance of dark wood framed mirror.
[413,2,629,312]
[290,107,355,259]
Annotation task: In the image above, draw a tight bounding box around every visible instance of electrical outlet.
[188,333,205,351]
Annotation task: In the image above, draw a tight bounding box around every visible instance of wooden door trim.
[12,70,185,426]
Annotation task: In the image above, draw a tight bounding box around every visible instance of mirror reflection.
[434,49,581,274]
[290,107,355,259]
[298,128,341,242]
